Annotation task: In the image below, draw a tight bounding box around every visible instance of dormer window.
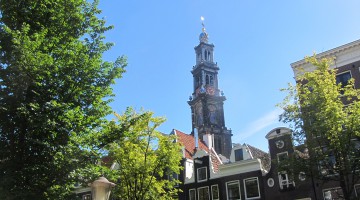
[235,149,244,161]
[197,167,207,182]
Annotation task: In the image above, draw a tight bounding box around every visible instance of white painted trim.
[197,186,210,200]
[189,188,197,200]
[226,180,241,200]
[265,127,292,140]
[197,166,208,182]
[211,184,219,200]
[211,159,261,179]
[277,152,288,162]
[322,187,343,200]
[243,177,261,199]
[355,184,360,197]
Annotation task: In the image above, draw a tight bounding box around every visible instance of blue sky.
[97,1,360,151]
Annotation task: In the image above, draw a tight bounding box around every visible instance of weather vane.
[199,16,208,43]
[200,16,206,32]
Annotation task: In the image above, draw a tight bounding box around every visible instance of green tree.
[279,55,360,200]
[0,0,126,199]
[103,108,182,200]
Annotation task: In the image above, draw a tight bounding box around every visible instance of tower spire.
[199,16,209,43]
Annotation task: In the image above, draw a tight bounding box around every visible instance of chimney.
[202,133,213,149]
[194,128,199,149]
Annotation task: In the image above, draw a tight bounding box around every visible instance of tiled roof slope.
[244,143,271,172]
[173,129,222,172]
[173,129,209,159]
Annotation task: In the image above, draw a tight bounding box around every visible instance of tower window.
[205,50,208,60]
[208,51,211,61]
[205,74,214,86]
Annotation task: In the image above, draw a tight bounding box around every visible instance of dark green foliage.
[0,0,126,199]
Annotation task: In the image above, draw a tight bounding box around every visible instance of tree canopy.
[0,0,126,199]
[279,55,360,200]
[102,108,183,200]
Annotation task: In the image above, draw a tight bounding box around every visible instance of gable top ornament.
[199,16,209,43]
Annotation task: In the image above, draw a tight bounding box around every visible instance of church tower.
[188,18,232,158]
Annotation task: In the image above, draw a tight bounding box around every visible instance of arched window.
[204,50,208,60]
[208,51,211,61]
[206,75,209,85]
[210,76,214,86]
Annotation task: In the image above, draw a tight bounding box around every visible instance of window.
[336,71,351,87]
[211,185,219,200]
[198,187,210,200]
[197,167,207,182]
[355,184,360,197]
[277,152,288,163]
[210,76,214,86]
[318,147,336,176]
[323,187,344,200]
[82,194,91,200]
[189,189,197,200]
[278,172,294,189]
[244,177,260,199]
[226,181,241,200]
[206,75,209,85]
[168,172,179,186]
[235,149,244,161]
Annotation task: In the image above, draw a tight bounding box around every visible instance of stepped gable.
[244,143,271,172]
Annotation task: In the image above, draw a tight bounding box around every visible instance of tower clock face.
[206,86,215,95]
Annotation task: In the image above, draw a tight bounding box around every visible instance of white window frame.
[82,194,91,200]
[226,180,241,200]
[197,166,207,182]
[211,184,219,200]
[355,184,360,197]
[278,171,294,189]
[243,177,260,199]
[197,186,210,200]
[323,187,343,200]
[277,152,288,163]
[189,188,197,200]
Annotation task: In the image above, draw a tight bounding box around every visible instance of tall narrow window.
[190,189,197,200]
[210,76,214,86]
[206,75,210,85]
[197,167,207,182]
[211,185,219,200]
[234,149,243,161]
[244,177,260,199]
[226,181,241,200]
[205,50,208,60]
[198,187,210,200]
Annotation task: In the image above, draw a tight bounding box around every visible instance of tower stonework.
[188,25,232,158]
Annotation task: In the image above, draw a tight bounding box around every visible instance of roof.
[173,129,209,159]
[291,39,360,68]
[244,143,271,172]
[173,129,222,172]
